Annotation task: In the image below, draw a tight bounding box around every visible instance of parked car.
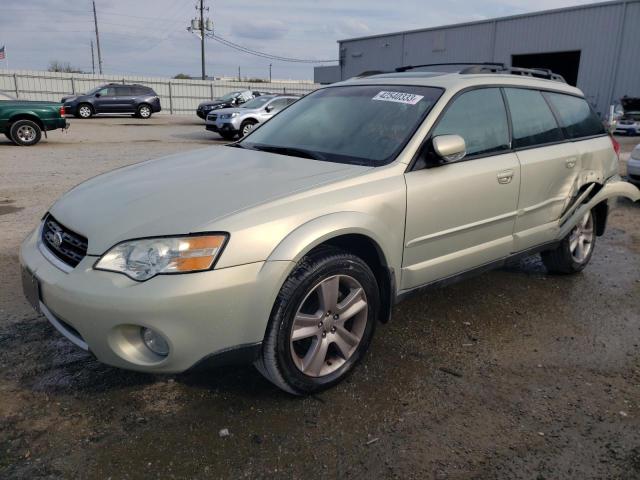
[206,94,299,139]
[0,90,68,146]
[614,96,640,135]
[196,90,270,119]
[628,143,640,185]
[62,83,161,119]
[20,67,640,395]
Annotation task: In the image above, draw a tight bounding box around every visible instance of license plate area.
[21,266,41,313]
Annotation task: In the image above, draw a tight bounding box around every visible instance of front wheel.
[541,209,596,274]
[239,120,257,137]
[77,103,93,119]
[9,119,42,146]
[256,247,379,395]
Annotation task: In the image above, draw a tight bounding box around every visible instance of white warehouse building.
[314,0,640,117]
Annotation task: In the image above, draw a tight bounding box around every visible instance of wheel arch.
[267,213,398,323]
[8,113,44,130]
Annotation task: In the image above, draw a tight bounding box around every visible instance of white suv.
[20,66,640,395]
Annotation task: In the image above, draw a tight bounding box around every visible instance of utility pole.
[90,40,95,74]
[269,63,272,82]
[199,0,205,79]
[92,1,103,74]
[238,66,241,82]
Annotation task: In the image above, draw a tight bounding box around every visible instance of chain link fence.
[0,70,320,115]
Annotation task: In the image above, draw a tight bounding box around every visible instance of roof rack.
[460,65,566,83]
[395,62,504,72]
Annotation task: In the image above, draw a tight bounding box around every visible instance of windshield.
[0,91,15,100]
[239,85,443,166]
[242,96,274,109]
[219,91,242,102]
[85,86,103,96]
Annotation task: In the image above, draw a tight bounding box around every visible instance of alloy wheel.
[139,106,151,118]
[242,123,254,136]
[569,211,594,263]
[79,105,92,118]
[289,275,368,377]
[16,125,37,143]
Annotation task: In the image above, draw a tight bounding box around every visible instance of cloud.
[230,19,289,40]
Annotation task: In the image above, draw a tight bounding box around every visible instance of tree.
[48,61,85,73]
[173,73,191,79]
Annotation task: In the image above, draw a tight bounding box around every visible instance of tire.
[9,119,42,146]
[256,246,379,395]
[77,103,93,119]
[541,209,596,274]
[219,131,237,141]
[239,119,257,137]
[137,104,152,119]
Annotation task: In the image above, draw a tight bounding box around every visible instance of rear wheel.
[9,119,42,146]
[256,247,378,395]
[239,119,257,137]
[541,209,596,274]
[137,104,152,119]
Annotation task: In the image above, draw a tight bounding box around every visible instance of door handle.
[565,158,577,169]
[497,170,514,184]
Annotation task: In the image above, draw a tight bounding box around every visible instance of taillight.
[610,134,620,160]
[59,105,65,117]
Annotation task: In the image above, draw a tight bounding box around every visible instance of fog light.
[141,327,169,357]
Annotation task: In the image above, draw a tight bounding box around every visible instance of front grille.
[208,114,217,121]
[41,214,88,268]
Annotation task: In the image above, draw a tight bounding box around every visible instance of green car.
[0,90,68,146]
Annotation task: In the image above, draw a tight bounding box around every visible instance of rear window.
[504,88,564,149]
[132,86,153,95]
[544,92,605,139]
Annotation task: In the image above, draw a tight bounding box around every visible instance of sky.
[0,0,606,80]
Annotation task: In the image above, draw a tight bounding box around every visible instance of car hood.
[50,146,369,254]
[198,100,229,108]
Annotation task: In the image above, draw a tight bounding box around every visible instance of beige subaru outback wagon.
[20,66,640,394]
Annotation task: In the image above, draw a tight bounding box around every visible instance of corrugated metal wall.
[338,0,640,117]
[0,70,319,114]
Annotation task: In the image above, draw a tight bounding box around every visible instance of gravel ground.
[1,117,639,479]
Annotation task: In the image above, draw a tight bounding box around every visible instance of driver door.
[402,87,520,289]
[94,87,118,113]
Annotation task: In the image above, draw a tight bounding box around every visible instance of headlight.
[94,234,228,281]
[220,113,239,119]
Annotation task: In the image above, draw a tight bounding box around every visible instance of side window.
[504,88,564,148]
[544,92,606,139]
[268,99,289,112]
[117,87,132,96]
[97,87,115,96]
[432,88,509,157]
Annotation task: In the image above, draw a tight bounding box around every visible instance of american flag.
[0,46,5,60]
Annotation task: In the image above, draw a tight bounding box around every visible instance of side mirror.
[94,93,101,98]
[432,135,466,163]
[265,105,274,113]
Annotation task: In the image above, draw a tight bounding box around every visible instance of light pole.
[269,63,272,82]
[187,1,213,80]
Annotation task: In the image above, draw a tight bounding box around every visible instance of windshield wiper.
[248,144,326,161]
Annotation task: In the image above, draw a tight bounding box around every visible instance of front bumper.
[19,227,293,373]
[614,124,640,135]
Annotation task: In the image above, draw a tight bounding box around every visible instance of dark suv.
[62,84,161,119]
[196,90,270,119]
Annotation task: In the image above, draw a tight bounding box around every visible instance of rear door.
[504,88,580,251]
[114,86,136,112]
[402,87,520,289]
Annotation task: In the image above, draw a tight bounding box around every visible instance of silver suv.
[20,66,639,395]
[205,95,299,139]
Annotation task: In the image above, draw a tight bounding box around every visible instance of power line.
[210,34,338,64]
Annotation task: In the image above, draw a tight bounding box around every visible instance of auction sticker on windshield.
[372,91,424,105]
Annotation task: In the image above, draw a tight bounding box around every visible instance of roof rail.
[395,62,504,72]
[460,65,566,83]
